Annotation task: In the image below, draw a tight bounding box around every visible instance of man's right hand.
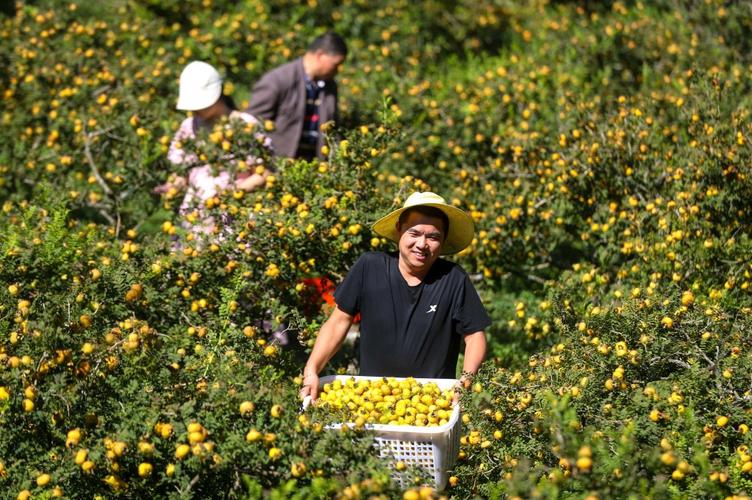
[300,372,320,402]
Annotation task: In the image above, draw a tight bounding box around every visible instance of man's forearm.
[301,307,353,399]
[462,331,487,376]
[304,307,353,376]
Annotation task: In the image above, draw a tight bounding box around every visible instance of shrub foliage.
[1,0,752,498]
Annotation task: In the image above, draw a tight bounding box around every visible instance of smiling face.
[396,210,446,279]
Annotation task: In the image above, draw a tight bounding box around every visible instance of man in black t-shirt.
[300,192,490,400]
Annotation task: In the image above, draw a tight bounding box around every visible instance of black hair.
[307,32,348,57]
[398,206,449,238]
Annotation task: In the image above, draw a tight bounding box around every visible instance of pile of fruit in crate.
[316,377,457,427]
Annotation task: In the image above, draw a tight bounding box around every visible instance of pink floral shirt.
[167,111,270,236]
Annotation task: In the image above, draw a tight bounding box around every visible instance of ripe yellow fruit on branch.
[240,401,255,415]
[66,428,82,447]
[125,283,143,302]
[175,444,191,460]
[138,462,153,477]
[245,429,261,442]
[270,404,283,418]
[75,449,88,465]
[576,456,592,471]
[290,462,306,477]
[154,422,173,438]
[138,441,155,455]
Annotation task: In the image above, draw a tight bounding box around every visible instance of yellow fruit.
[268,447,282,460]
[263,345,277,357]
[661,452,676,466]
[36,473,51,486]
[188,431,204,444]
[166,463,176,476]
[138,441,155,455]
[246,429,261,442]
[22,399,34,412]
[717,416,729,427]
[157,423,173,438]
[175,444,191,460]
[239,401,255,415]
[418,486,434,499]
[125,283,143,302]
[81,460,95,473]
[75,449,88,465]
[290,462,306,477]
[576,457,592,471]
[112,441,126,456]
[17,490,31,500]
[270,404,283,418]
[403,489,420,500]
[79,314,92,328]
[138,462,153,477]
[681,291,694,306]
[315,377,454,428]
[23,386,35,399]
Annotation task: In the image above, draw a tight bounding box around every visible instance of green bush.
[2,0,752,498]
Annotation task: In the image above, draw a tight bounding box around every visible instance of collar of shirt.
[304,74,326,89]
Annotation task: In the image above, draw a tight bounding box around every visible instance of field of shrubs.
[2,0,752,498]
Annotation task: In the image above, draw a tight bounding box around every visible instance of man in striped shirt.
[246,33,347,160]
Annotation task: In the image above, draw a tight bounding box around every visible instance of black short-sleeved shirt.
[333,251,491,378]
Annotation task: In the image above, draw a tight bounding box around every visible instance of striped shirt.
[297,77,324,160]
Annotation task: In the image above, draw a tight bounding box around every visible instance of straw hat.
[371,192,474,255]
[176,61,223,111]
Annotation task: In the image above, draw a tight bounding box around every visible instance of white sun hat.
[371,192,475,255]
[176,61,223,111]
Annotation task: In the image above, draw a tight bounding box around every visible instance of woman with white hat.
[157,61,273,237]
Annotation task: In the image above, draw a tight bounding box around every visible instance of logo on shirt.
[427,305,437,313]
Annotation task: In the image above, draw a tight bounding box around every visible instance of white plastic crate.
[304,374,462,490]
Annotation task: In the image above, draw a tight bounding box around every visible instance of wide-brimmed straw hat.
[371,192,474,255]
[176,61,223,111]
